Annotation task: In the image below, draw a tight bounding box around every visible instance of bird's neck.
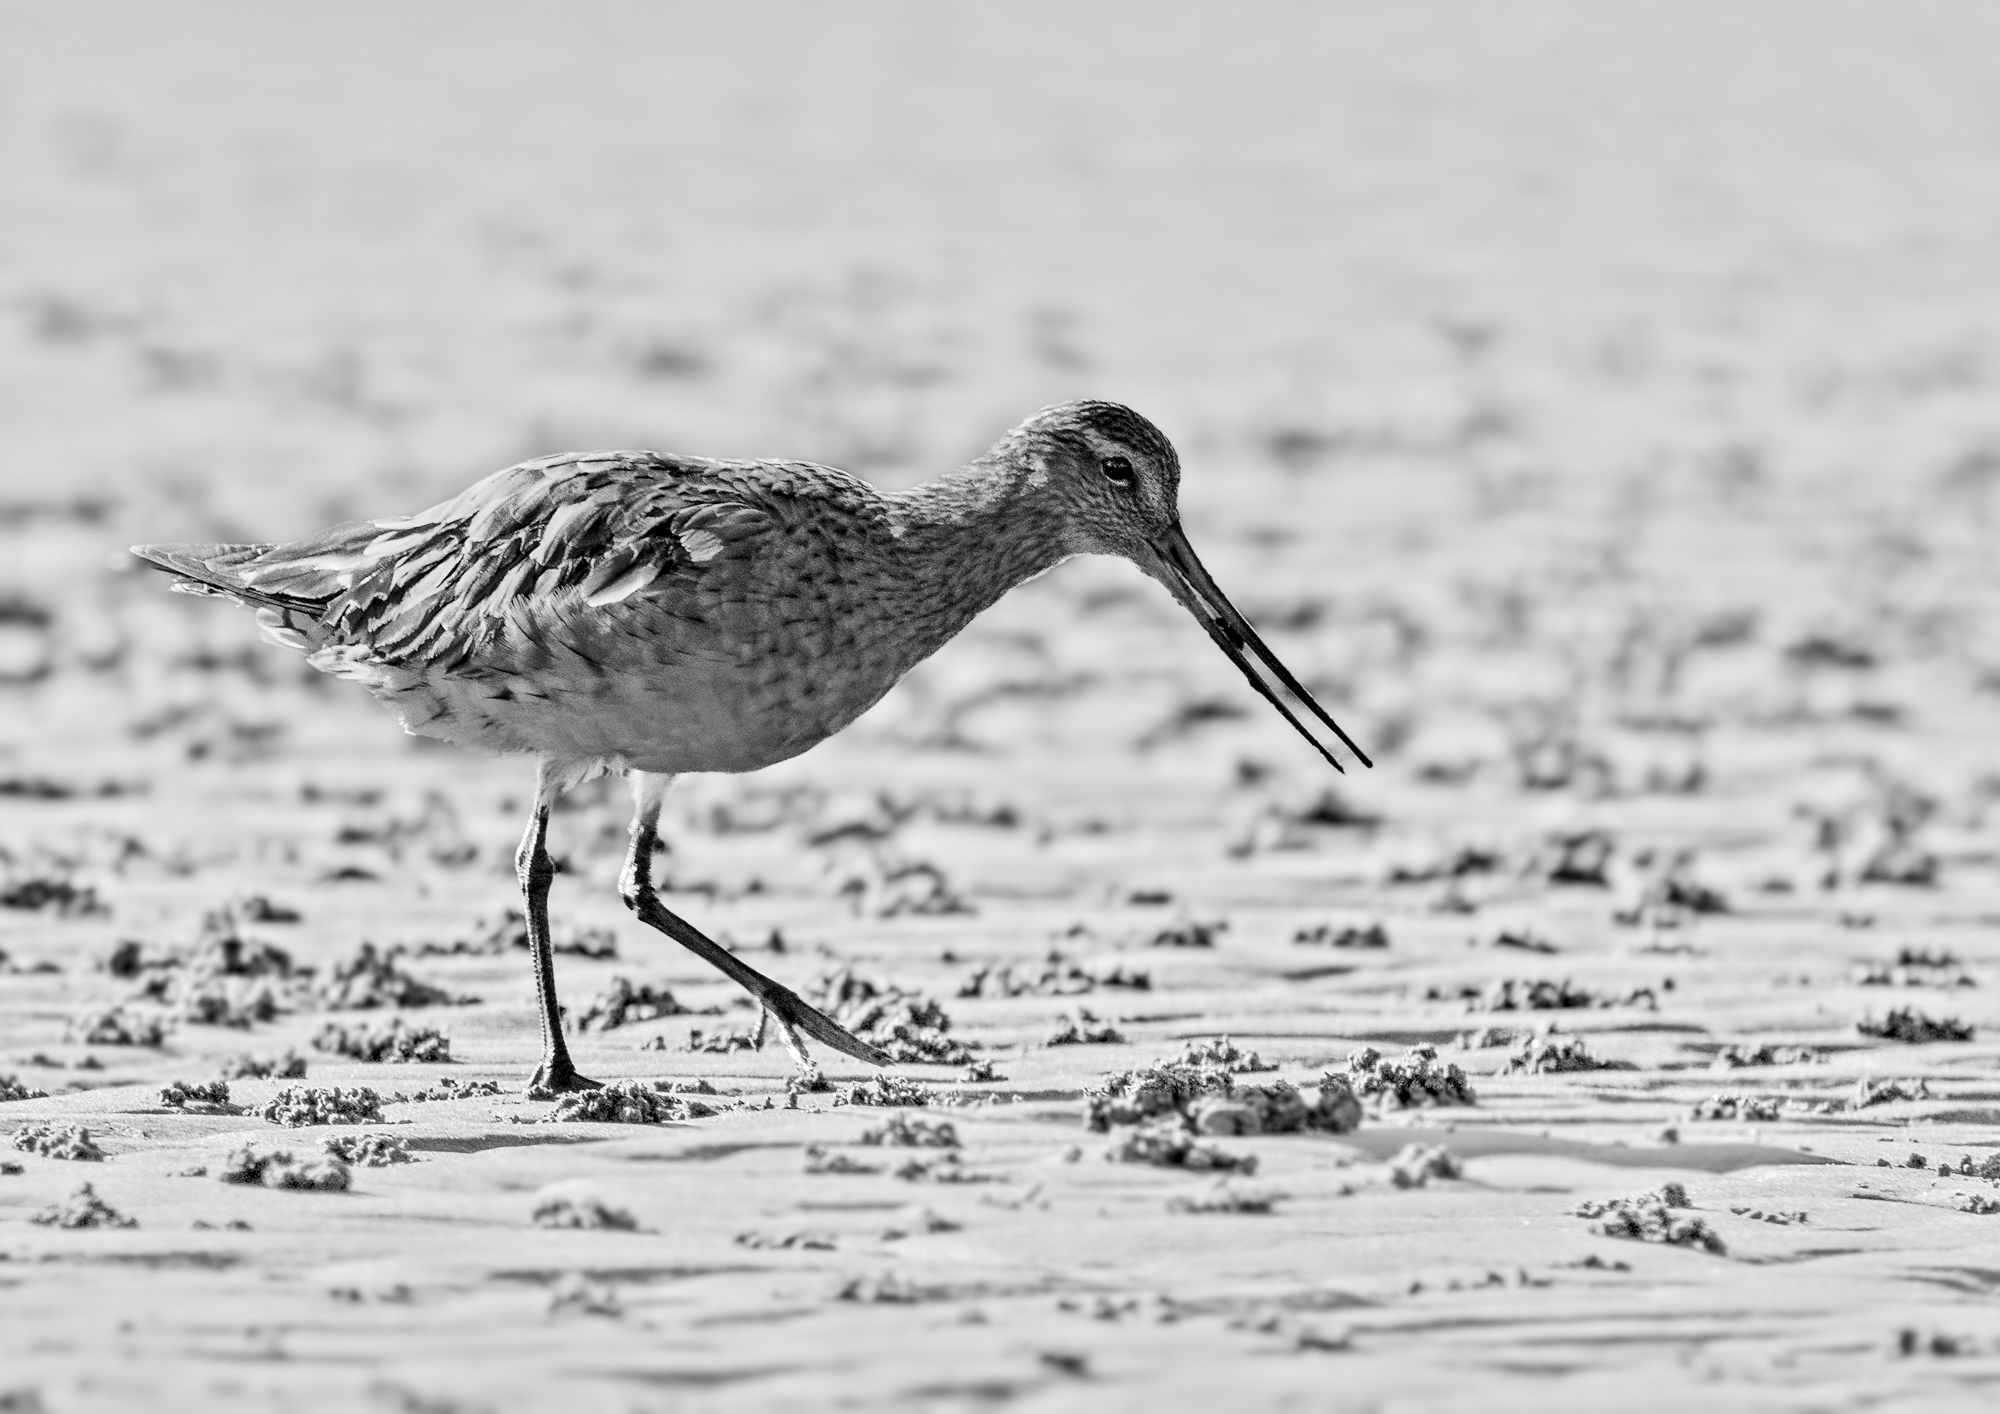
[884,455,1076,644]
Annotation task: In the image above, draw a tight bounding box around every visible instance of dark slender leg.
[521,761,600,1096]
[619,771,888,1071]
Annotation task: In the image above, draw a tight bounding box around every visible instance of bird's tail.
[130,540,342,653]
[129,542,297,609]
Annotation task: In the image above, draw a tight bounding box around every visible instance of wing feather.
[583,560,660,607]
[134,450,827,680]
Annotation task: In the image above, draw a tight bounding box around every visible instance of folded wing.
[131,452,776,674]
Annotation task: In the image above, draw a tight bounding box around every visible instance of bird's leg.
[521,763,599,1097]
[619,771,889,1072]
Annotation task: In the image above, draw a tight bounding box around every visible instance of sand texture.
[5,3,2000,1409]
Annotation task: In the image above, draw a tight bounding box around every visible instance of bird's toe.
[526,1060,603,1098]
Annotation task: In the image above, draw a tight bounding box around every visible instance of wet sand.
[5,4,2000,1409]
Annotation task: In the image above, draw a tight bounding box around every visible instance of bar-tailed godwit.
[134,401,1369,1093]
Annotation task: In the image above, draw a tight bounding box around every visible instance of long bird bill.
[1147,523,1373,774]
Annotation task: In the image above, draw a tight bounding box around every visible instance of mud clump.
[1092,964,1153,990]
[1688,1093,1781,1122]
[12,1124,106,1161]
[322,1133,413,1166]
[1085,1060,1232,1131]
[1572,1188,1725,1254]
[1148,919,1226,949]
[1045,1010,1125,1046]
[257,1086,384,1126]
[220,1144,352,1191]
[231,894,302,925]
[1504,1035,1636,1074]
[175,977,284,1029]
[1454,978,1657,1013]
[65,1006,168,1047]
[574,976,696,1031]
[1858,838,1939,888]
[422,908,617,960]
[1189,1089,1296,1137]
[838,1075,931,1108]
[1714,1043,1826,1070]
[1929,1153,2000,1181]
[32,1183,135,1228]
[804,1144,880,1175]
[680,1026,759,1053]
[159,1080,232,1109]
[1389,1143,1464,1188]
[889,1152,991,1183]
[1896,1329,1992,1358]
[1173,1037,1275,1073]
[1166,1181,1281,1214]
[787,1065,834,1095]
[1539,830,1616,886]
[833,854,971,918]
[102,938,159,978]
[958,957,1103,998]
[217,1050,307,1080]
[859,1114,960,1148]
[1089,1057,1362,1136]
[736,1228,838,1251]
[834,1272,939,1304]
[0,873,106,917]
[531,1191,639,1231]
[810,968,975,1066]
[1854,952,1972,988]
[1,1074,50,1103]
[1854,1077,1932,1109]
[1345,1045,1478,1109]
[128,918,305,1029]
[186,918,301,981]
[1574,1183,1689,1214]
[396,1077,503,1103]
[1293,921,1389,948]
[1192,1078,1361,1137]
[1105,1122,1258,1173]
[1614,856,1731,926]
[1306,1075,1365,1132]
[1859,1008,1973,1044]
[311,943,469,1010]
[1487,929,1560,955]
[312,1018,452,1063]
[544,1080,713,1124]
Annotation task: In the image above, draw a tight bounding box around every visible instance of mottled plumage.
[135,401,1366,1092]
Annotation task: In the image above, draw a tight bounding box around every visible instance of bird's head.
[995,399,1371,773]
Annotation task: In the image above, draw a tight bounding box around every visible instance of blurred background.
[3,0,2000,857]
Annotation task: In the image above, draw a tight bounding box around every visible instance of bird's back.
[134,451,937,774]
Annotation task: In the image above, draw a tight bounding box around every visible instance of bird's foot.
[526,1056,602,1098]
[755,989,892,1069]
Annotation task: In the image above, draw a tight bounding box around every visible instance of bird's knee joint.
[517,845,554,888]
[617,877,648,914]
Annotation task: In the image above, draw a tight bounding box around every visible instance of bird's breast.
[516,568,944,774]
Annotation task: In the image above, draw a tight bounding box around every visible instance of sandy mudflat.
[5,3,2000,1409]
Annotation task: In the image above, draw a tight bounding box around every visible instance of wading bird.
[134,402,1369,1093]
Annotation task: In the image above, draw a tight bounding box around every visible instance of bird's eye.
[1101,455,1135,485]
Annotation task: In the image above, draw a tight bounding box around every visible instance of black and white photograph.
[3,3,1999,1409]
